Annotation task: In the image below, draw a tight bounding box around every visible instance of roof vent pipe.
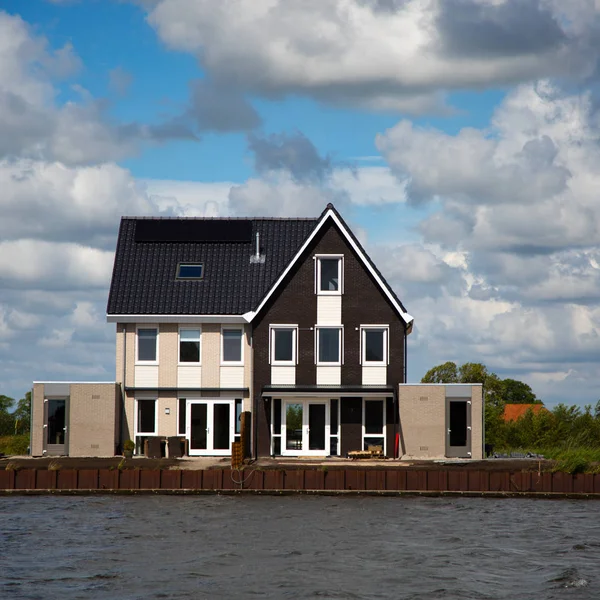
[250,230,265,264]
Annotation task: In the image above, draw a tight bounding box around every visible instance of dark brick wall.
[253,219,407,456]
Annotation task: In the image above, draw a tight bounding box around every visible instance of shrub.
[0,434,29,456]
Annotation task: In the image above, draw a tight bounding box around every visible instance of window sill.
[271,361,296,367]
[316,291,342,296]
[178,362,202,366]
[316,362,342,367]
[135,361,159,366]
[220,362,244,367]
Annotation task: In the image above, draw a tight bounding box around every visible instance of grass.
[0,434,29,456]
[497,445,600,474]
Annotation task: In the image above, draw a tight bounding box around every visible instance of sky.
[1,0,600,408]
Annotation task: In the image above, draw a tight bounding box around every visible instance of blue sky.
[1,0,600,408]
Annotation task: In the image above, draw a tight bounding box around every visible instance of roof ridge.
[121,216,320,222]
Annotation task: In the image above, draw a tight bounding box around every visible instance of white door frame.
[186,398,235,456]
[362,398,386,455]
[281,398,330,456]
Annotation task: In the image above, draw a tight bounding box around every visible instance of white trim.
[244,209,414,331]
[362,398,386,455]
[269,325,298,366]
[281,399,330,456]
[315,326,343,366]
[186,398,235,456]
[135,325,159,365]
[221,326,244,366]
[178,326,202,365]
[263,390,389,398]
[314,254,344,296]
[135,397,158,436]
[107,314,248,324]
[360,325,389,366]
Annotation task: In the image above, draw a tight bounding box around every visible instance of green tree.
[421,361,458,383]
[13,392,31,434]
[458,362,489,385]
[0,395,15,436]
[501,378,539,404]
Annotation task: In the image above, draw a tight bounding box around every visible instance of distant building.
[503,403,547,423]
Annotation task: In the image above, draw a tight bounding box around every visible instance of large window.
[317,327,342,364]
[179,328,201,363]
[316,255,343,294]
[270,326,297,365]
[361,327,388,365]
[222,328,243,364]
[137,328,158,362]
[136,399,157,435]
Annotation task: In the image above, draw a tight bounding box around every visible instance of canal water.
[1,495,599,599]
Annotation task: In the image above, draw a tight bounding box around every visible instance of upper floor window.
[315,255,343,295]
[270,326,297,365]
[176,263,203,279]
[137,328,158,362]
[179,328,201,363]
[361,326,389,365]
[222,328,243,364]
[316,326,342,365]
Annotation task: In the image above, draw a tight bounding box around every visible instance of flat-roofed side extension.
[398,384,483,460]
[31,382,120,457]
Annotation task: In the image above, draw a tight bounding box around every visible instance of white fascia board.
[246,209,414,332]
[106,314,249,324]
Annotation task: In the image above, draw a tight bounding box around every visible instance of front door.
[446,399,471,458]
[45,398,68,455]
[282,400,329,456]
[187,400,234,456]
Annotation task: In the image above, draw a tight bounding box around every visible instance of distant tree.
[421,361,458,384]
[0,395,15,436]
[13,392,31,434]
[501,379,539,405]
[458,362,489,385]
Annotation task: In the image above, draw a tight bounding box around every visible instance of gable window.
[137,328,158,362]
[222,328,243,364]
[177,263,203,279]
[179,328,201,363]
[316,327,342,365]
[315,255,343,295]
[361,326,389,365]
[270,326,297,365]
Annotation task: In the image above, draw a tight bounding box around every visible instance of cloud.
[143,0,598,113]
[108,67,133,96]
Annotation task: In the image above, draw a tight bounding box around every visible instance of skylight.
[177,263,204,279]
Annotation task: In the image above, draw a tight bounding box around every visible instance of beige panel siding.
[134,365,159,387]
[271,366,296,385]
[470,386,484,460]
[362,366,387,385]
[220,366,244,387]
[317,295,342,325]
[157,393,178,438]
[201,324,221,387]
[158,324,178,387]
[31,383,45,456]
[68,384,118,457]
[124,390,135,442]
[177,365,202,387]
[316,366,341,385]
[398,385,446,459]
[115,323,136,387]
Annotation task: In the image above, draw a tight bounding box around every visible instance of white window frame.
[362,398,386,455]
[135,398,158,437]
[178,326,202,364]
[360,325,389,366]
[136,325,159,365]
[315,326,343,366]
[221,326,244,366]
[269,325,298,366]
[314,254,344,296]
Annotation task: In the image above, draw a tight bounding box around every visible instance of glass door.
[308,403,326,451]
[187,400,234,456]
[282,400,329,456]
[45,398,68,455]
[446,399,471,458]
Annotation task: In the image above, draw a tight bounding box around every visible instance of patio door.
[282,400,329,456]
[45,398,68,455]
[187,400,234,456]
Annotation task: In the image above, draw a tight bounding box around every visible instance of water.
[1,495,599,599]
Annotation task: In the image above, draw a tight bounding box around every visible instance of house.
[30,203,483,460]
[503,403,547,422]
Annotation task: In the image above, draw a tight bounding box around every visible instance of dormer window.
[315,255,343,295]
[177,263,203,279]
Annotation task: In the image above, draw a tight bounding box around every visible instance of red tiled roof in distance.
[503,403,547,422]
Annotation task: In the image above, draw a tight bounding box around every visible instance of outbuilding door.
[44,398,68,456]
[446,398,471,458]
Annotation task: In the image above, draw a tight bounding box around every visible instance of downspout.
[250,329,257,460]
[120,326,126,453]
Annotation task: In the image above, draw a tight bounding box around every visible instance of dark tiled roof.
[107,217,319,315]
